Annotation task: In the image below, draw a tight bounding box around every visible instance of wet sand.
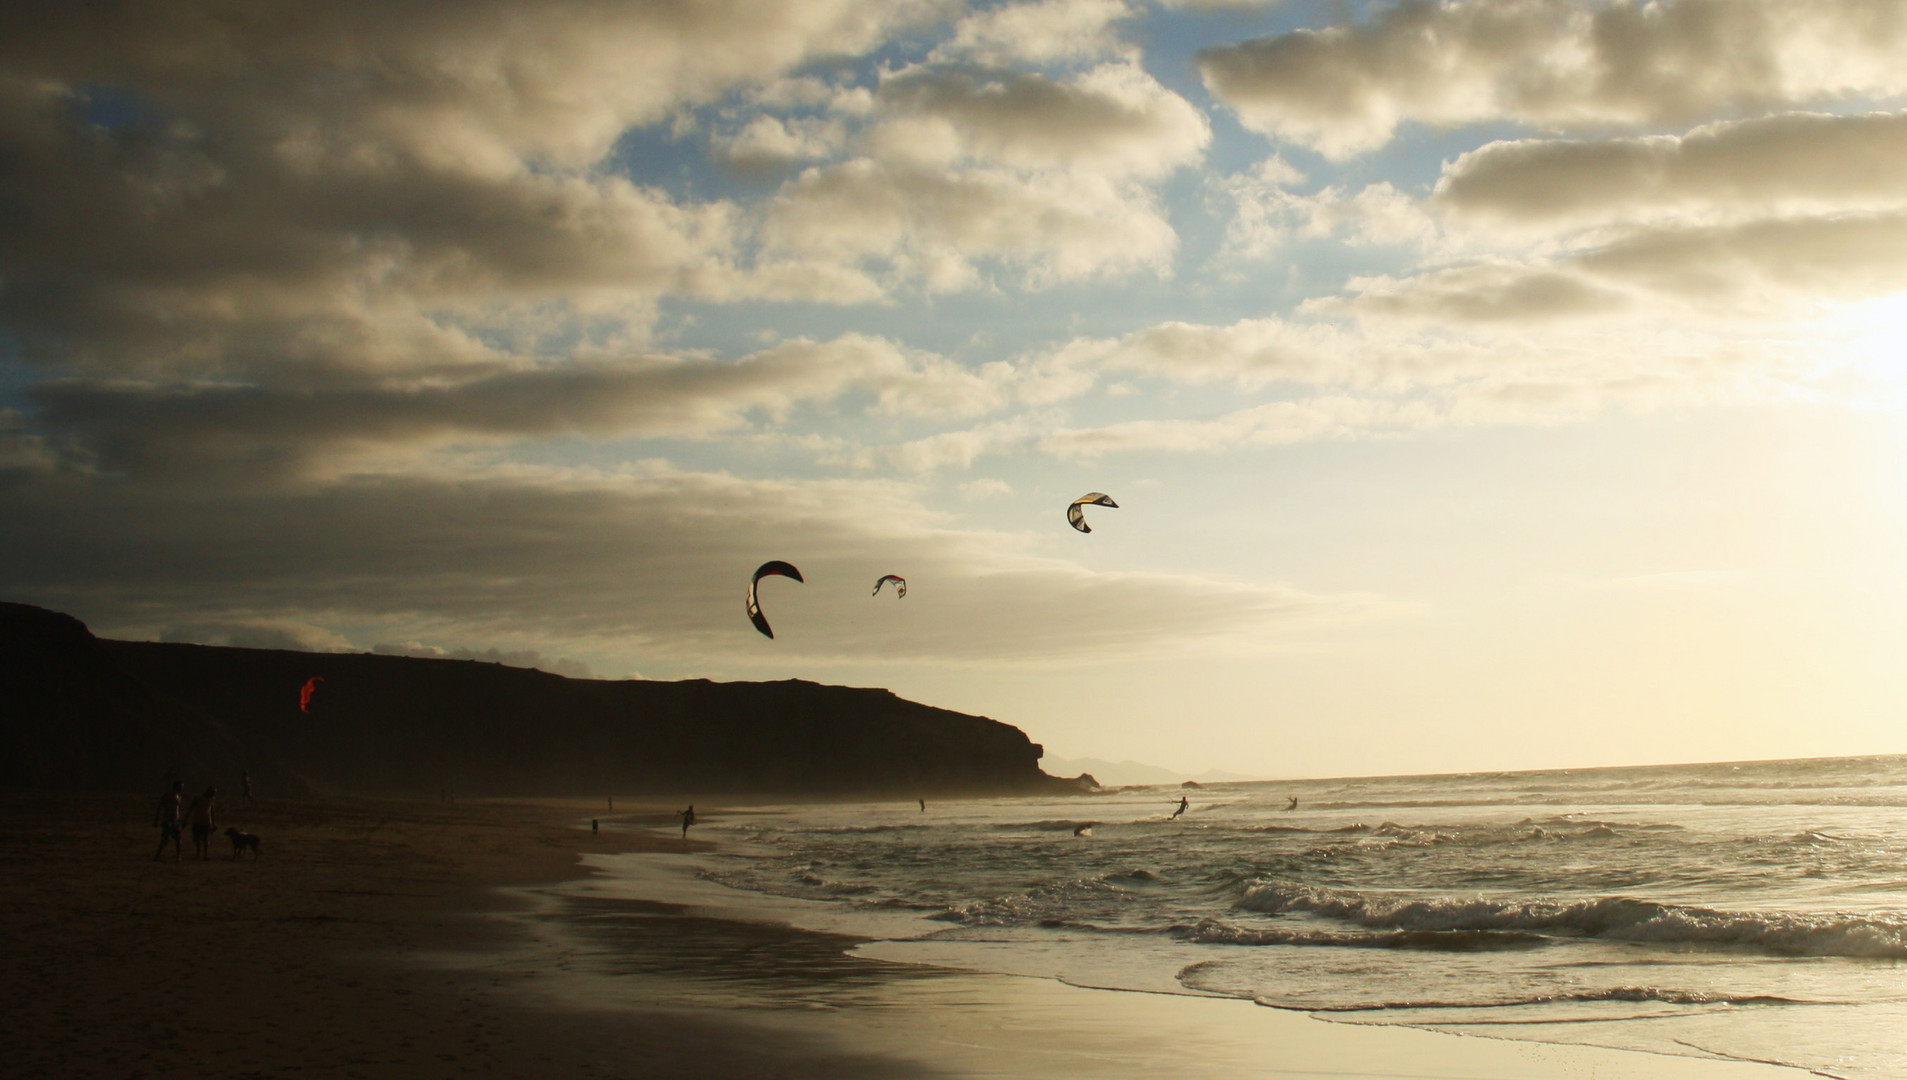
[3,792,1808,1079]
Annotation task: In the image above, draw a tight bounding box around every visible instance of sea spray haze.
[634,756,1907,1079]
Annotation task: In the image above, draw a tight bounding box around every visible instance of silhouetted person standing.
[678,805,695,839]
[241,770,255,803]
[185,787,217,860]
[153,781,185,862]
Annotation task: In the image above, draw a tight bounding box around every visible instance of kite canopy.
[1066,492,1118,533]
[872,574,907,598]
[298,676,324,713]
[747,560,805,639]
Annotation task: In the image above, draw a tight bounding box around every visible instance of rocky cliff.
[2,602,1080,799]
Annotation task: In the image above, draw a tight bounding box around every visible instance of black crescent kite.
[1067,492,1118,533]
[747,560,805,639]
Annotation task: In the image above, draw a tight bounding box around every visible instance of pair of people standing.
[153,782,218,861]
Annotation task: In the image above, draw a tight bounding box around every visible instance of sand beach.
[2,791,1815,1080]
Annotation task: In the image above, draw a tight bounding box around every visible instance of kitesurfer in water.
[1170,796,1189,819]
[1284,796,1299,812]
[918,798,926,812]
[679,805,695,839]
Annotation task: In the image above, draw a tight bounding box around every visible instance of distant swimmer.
[1284,797,1298,812]
[1073,823,1094,837]
[1170,796,1189,819]
[678,804,695,839]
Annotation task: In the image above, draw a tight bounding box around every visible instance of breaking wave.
[1233,882,1907,958]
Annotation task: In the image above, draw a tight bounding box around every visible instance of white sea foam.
[600,755,1907,1079]
[1229,883,1907,957]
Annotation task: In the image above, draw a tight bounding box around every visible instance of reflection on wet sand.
[551,895,942,1008]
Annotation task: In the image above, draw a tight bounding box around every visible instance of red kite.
[299,676,324,713]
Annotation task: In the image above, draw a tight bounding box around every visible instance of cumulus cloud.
[0,0,958,428]
[1327,212,1907,324]
[26,334,1021,480]
[1576,211,1907,307]
[1198,0,1907,158]
[847,416,1048,472]
[868,62,1210,179]
[746,59,1206,291]
[1436,109,1907,230]
[1047,318,1360,387]
[932,0,1135,66]
[1324,264,1634,323]
[2,3,1215,463]
[760,159,1179,290]
[1024,356,1810,459]
[1,1,942,171]
[712,115,847,174]
[1035,398,1420,457]
[1213,165,1437,258]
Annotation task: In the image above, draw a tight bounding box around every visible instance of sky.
[5,0,1907,780]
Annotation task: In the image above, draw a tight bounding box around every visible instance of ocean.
[589,756,1907,1079]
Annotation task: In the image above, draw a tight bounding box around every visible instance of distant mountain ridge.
[1,602,1086,800]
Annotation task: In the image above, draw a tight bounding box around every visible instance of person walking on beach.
[241,770,255,803]
[153,780,185,861]
[678,805,695,839]
[185,786,217,860]
[1170,795,1189,819]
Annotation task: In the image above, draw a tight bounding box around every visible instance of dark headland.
[0,600,1093,799]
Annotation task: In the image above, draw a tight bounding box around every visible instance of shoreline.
[514,811,1818,1080]
[6,791,1814,1079]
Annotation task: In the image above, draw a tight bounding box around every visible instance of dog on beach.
[224,827,262,859]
